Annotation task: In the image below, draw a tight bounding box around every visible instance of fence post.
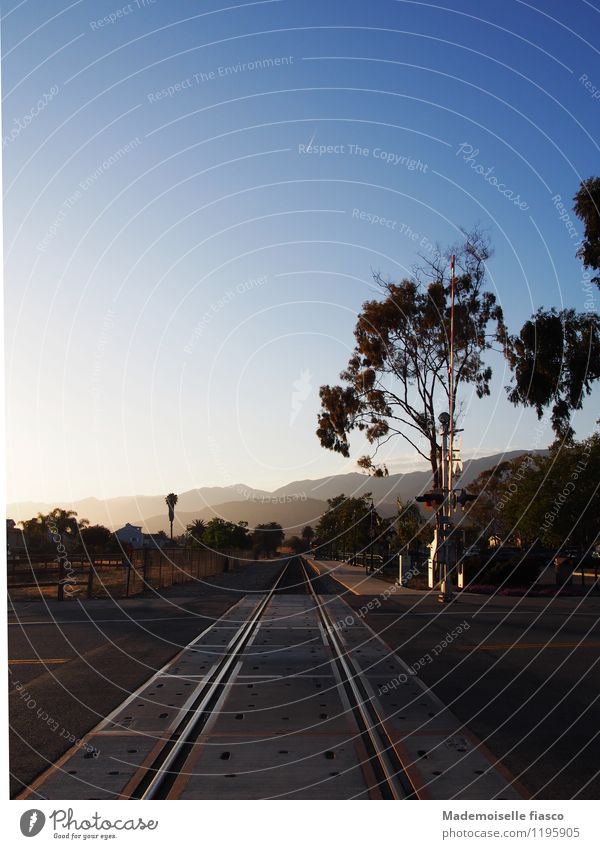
[87,562,95,599]
[143,547,149,591]
[57,558,65,602]
[125,559,131,597]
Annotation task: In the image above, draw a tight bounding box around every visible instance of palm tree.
[165,493,178,541]
[186,518,206,546]
[57,508,88,534]
[20,508,89,553]
[42,508,88,540]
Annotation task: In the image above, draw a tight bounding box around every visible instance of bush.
[483,554,544,587]
[576,553,598,573]
[460,554,492,585]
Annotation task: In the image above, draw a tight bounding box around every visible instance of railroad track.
[125,557,415,800]
[20,556,521,800]
[131,562,289,799]
[299,560,416,799]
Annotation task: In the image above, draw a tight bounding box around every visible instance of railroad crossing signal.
[453,489,476,511]
[415,490,445,509]
[416,488,475,511]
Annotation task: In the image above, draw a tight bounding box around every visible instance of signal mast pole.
[448,254,456,511]
[418,254,473,597]
[438,255,456,604]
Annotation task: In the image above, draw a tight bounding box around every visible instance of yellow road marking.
[9,658,69,665]
[311,561,358,591]
[329,574,360,596]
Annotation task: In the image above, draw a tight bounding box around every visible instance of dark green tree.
[79,524,114,552]
[185,518,206,547]
[19,515,49,553]
[20,509,89,554]
[506,309,600,442]
[574,176,600,290]
[252,522,284,557]
[285,535,306,553]
[230,520,252,549]
[464,437,599,551]
[202,518,251,550]
[316,230,506,485]
[462,457,530,546]
[316,493,380,556]
[301,525,315,545]
[502,436,599,550]
[394,499,431,552]
[506,178,600,440]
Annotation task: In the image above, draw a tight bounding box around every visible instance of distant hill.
[7,484,270,530]
[268,450,542,512]
[143,498,328,536]
[7,450,543,532]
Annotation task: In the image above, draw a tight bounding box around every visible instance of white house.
[114,523,145,549]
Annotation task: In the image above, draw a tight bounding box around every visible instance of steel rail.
[301,559,418,800]
[131,561,289,799]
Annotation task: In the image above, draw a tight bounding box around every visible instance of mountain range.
[7,450,535,536]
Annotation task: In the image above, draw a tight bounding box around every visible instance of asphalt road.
[343,583,600,799]
[8,561,283,798]
[10,559,600,800]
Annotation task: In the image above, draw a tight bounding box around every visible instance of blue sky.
[3,0,599,503]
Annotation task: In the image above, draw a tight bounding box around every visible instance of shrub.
[460,554,493,585]
[483,554,544,587]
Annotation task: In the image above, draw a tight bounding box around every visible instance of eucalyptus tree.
[506,309,600,442]
[505,179,600,441]
[317,230,507,486]
[574,176,600,290]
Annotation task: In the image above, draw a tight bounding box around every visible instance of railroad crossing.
[19,559,520,800]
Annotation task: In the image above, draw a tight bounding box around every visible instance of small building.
[114,524,171,549]
[142,532,170,549]
[114,523,145,549]
[489,533,522,549]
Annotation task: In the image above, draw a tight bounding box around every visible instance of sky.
[3,0,599,504]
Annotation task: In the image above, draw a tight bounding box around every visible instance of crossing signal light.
[415,490,444,509]
[415,489,475,511]
[453,489,476,511]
